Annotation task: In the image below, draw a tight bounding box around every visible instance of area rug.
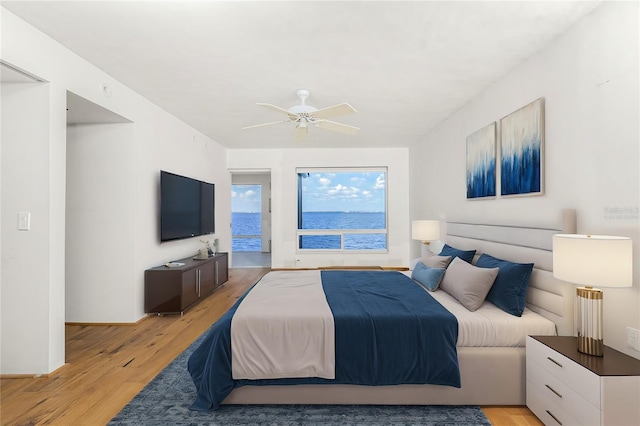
[109,328,491,426]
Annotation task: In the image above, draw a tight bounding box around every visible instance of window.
[296,168,387,251]
[232,184,262,251]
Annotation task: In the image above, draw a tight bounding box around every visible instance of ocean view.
[232,211,387,251]
[232,212,263,251]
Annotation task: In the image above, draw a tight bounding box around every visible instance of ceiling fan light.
[289,104,317,114]
[297,121,308,129]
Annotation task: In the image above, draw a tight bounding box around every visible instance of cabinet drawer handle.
[546,410,562,425]
[545,384,563,398]
[547,356,563,368]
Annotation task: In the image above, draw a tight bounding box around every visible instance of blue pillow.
[439,244,476,264]
[475,253,534,317]
[411,261,447,291]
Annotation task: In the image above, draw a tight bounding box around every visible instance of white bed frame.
[223,210,577,406]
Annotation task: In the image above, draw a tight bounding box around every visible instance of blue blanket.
[188,270,460,411]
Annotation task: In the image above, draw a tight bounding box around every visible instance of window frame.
[296,167,388,253]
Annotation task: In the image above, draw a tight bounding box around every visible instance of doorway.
[65,91,134,323]
[231,171,271,268]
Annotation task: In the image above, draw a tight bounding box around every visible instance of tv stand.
[144,252,228,314]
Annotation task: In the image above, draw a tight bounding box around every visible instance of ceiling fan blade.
[242,120,289,130]
[256,103,294,116]
[312,103,357,119]
[316,120,360,135]
[294,124,308,141]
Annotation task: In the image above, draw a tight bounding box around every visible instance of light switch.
[18,212,30,230]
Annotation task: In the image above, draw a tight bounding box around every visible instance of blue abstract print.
[466,123,496,199]
[500,99,543,196]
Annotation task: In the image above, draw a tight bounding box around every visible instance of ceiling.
[2,1,601,149]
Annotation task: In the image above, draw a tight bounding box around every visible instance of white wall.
[410,2,639,357]
[227,148,410,268]
[1,82,54,373]
[1,9,230,373]
[66,123,136,322]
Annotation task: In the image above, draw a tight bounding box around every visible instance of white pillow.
[439,257,499,311]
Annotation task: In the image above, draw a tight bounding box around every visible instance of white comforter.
[230,270,335,380]
[428,289,557,346]
[402,269,556,346]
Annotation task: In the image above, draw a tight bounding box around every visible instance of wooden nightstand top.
[530,335,640,377]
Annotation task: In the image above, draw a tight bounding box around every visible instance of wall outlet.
[627,327,640,351]
[18,211,30,230]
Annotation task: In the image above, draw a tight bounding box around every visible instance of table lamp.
[412,220,440,246]
[552,234,632,356]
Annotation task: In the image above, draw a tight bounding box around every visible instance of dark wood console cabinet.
[144,252,228,314]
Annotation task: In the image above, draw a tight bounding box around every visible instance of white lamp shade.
[412,220,440,241]
[552,234,633,287]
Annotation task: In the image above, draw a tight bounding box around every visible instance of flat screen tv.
[160,170,215,242]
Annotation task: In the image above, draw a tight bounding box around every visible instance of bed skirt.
[222,346,525,406]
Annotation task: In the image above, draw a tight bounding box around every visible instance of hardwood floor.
[1,267,541,426]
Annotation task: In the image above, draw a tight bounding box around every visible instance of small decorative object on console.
[196,239,211,260]
[195,248,209,260]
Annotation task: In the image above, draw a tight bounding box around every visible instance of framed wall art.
[500,98,544,197]
[466,122,496,199]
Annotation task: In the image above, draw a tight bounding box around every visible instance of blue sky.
[301,171,386,212]
[232,171,386,213]
[231,184,262,213]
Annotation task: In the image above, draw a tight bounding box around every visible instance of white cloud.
[239,189,257,199]
[373,174,386,190]
[318,177,331,187]
[327,184,360,196]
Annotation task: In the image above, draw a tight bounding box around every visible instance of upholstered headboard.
[444,209,576,336]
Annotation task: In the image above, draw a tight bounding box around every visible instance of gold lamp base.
[577,335,604,356]
[576,286,603,356]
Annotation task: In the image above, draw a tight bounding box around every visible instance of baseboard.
[1,363,69,379]
[65,315,149,326]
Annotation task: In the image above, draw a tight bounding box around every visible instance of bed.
[188,210,577,410]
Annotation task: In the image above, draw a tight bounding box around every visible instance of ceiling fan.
[242,89,359,141]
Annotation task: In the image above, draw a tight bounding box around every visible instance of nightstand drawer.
[526,336,600,408]
[527,378,581,426]
[527,356,600,424]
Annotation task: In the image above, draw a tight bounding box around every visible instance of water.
[300,211,385,230]
[232,211,387,251]
[232,212,262,251]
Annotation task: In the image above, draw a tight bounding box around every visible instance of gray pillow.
[420,251,453,269]
[439,257,499,311]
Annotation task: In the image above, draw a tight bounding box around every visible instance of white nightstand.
[526,335,640,426]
